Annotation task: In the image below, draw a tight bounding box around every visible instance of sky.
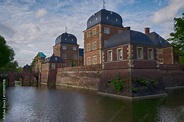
[0,0,184,67]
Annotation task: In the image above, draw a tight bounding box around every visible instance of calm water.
[1,84,184,122]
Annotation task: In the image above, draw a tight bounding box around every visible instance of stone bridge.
[0,71,39,86]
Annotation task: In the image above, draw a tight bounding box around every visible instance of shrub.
[111,78,123,91]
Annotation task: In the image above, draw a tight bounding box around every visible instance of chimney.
[144,27,150,34]
[126,27,131,30]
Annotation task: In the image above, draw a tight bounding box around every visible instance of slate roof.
[55,32,77,45]
[45,55,63,63]
[79,48,84,57]
[87,9,123,29]
[104,30,156,48]
[147,32,170,48]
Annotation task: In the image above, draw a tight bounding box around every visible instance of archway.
[30,75,39,86]
[15,76,23,86]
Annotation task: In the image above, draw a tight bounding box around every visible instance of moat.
[1,85,184,122]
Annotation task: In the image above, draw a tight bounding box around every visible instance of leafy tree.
[0,35,18,71]
[168,13,184,56]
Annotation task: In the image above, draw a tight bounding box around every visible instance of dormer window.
[55,57,57,60]
[110,11,113,14]
[116,18,118,21]
[96,17,98,20]
[65,38,67,40]
[107,16,109,19]
[104,27,110,34]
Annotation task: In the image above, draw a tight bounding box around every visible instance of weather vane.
[65,26,67,33]
[103,0,106,9]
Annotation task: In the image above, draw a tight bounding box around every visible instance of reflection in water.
[0,85,184,122]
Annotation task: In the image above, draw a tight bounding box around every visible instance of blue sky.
[0,0,184,66]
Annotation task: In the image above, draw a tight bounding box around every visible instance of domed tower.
[83,5,126,66]
[53,31,79,67]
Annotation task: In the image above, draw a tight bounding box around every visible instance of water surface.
[1,85,184,122]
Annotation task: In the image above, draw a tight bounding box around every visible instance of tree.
[168,13,184,56]
[0,35,18,71]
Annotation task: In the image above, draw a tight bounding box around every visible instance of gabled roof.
[147,32,170,48]
[45,55,63,63]
[104,30,156,48]
[87,9,123,29]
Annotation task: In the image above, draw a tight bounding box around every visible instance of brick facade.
[53,43,79,67]
[84,24,125,65]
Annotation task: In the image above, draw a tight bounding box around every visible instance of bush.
[111,78,123,91]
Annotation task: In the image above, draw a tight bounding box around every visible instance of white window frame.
[137,47,143,59]
[51,64,55,69]
[73,46,77,51]
[104,27,110,34]
[87,31,91,38]
[92,41,97,50]
[87,57,91,65]
[62,53,67,59]
[92,29,97,35]
[148,48,154,60]
[107,50,113,61]
[73,54,77,60]
[93,55,97,64]
[117,48,123,60]
[62,46,66,50]
[86,43,90,52]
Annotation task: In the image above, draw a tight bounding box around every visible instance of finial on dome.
[65,26,67,33]
[103,0,106,9]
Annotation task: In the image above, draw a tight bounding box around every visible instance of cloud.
[36,8,47,18]
[0,23,15,38]
[152,0,184,23]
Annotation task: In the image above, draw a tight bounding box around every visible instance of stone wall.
[56,64,102,90]
[160,64,184,87]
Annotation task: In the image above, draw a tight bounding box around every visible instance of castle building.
[145,28,179,64]
[32,52,46,72]
[83,8,131,65]
[53,31,79,67]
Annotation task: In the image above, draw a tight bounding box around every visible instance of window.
[148,48,154,59]
[104,27,110,34]
[93,55,97,64]
[87,57,91,65]
[62,46,66,50]
[51,64,55,69]
[87,31,90,38]
[137,47,143,59]
[73,54,77,60]
[79,57,82,60]
[73,46,77,51]
[92,41,97,50]
[86,43,90,52]
[55,57,57,60]
[92,29,97,35]
[118,30,123,33]
[62,54,67,59]
[158,49,163,54]
[117,48,123,60]
[107,50,112,61]
[159,58,163,64]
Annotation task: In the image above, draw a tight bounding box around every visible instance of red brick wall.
[84,24,125,65]
[56,65,102,90]
[53,43,79,66]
